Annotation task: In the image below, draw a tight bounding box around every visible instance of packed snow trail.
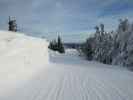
[2,50,133,100]
[0,31,133,100]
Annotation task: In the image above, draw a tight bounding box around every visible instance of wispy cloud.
[0,0,132,42]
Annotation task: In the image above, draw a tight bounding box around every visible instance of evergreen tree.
[81,24,113,64]
[57,36,65,53]
[81,18,133,68]
[81,37,94,60]
[100,24,104,34]
[8,16,17,32]
[48,36,65,53]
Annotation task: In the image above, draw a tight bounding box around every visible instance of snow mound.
[0,31,49,96]
[0,31,49,65]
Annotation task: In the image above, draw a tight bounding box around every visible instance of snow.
[0,31,49,96]
[0,31,133,100]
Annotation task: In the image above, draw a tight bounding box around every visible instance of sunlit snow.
[0,31,133,100]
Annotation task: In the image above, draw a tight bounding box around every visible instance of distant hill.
[64,43,81,49]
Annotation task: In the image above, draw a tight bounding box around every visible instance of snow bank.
[0,31,49,96]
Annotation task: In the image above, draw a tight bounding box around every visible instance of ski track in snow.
[1,50,133,100]
[0,31,133,100]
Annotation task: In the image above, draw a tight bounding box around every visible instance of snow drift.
[0,31,49,96]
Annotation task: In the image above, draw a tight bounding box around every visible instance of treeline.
[7,16,65,54]
[81,19,133,68]
[49,36,65,53]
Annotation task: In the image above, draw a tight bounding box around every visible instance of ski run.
[0,31,133,100]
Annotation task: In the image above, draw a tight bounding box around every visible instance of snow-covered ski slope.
[0,31,49,96]
[0,31,133,100]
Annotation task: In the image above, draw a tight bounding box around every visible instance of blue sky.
[0,0,133,42]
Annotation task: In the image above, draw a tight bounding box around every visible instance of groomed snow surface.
[0,31,133,100]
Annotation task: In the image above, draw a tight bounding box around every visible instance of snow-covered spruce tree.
[80,26,100,60]
[111,19,133,67]
[81,36,95,60]
[81,24,113,64]
[93,24,113,64]
[81,19,133,67]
